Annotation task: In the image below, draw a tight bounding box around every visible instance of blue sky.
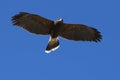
[0,0,120,80]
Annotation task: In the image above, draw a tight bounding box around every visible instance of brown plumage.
[12,12,102,53]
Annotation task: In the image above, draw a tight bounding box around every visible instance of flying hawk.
[12,12,102,53]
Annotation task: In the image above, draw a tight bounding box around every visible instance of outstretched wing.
[59,24,102,42]
[12,12,54,35]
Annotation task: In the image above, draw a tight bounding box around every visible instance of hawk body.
[12,12,102,53]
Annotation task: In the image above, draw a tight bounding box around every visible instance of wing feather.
[12,12,54,35]
[59,24,102,42]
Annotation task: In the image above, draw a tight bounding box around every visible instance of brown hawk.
[12,12,102,53]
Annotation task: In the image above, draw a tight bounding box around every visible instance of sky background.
[0,0,120,80]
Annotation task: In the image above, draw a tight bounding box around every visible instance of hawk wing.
[59,24,102,42]
[12,12,54,35]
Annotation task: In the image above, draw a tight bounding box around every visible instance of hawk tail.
[45,37,59,53]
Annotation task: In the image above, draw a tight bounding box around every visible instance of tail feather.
[45,37,59,54]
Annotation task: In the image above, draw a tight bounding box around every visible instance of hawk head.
[54,18,63,25]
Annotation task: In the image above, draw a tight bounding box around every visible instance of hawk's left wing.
[59,24,102,42]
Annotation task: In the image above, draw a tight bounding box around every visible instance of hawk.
[12,12,102,53]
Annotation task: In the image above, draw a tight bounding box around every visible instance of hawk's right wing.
[12,12,54,35]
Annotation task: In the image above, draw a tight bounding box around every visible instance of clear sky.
[0,0,120,80]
